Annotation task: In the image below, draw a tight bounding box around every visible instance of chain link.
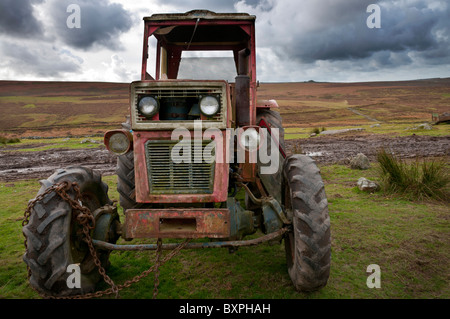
[153,238,163,299]
[23,181,191,299]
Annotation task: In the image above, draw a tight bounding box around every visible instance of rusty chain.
[23,181,191,299]
[153,238,163,299]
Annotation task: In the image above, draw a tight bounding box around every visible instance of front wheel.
[283,155,331,292]
[22,166,119,297]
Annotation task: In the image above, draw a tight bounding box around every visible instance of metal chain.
[153,238,163,299]
[23,181,191,299]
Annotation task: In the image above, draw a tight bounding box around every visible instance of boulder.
[357,177,380,192]
[350,153,371,170]
[80,138,98,144]
[417,123,432,130]
[319,128,365,135]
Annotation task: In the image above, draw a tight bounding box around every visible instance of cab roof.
[144,10,256,22]
[144,10,255,50]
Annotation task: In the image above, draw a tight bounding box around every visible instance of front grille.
[145,140,215,194]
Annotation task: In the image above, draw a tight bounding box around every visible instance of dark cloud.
[0,0,448,82]
[152,0,238,12]
[47,0,135,50]
[150,0,271,12]
[241,0,450,69]
[0,0,44,37]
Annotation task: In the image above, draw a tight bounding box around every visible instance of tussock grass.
[0,136,20,145]
[310,127,326,135]
[376,148,449,201]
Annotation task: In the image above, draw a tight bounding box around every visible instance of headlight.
[138,96,159,118]
[199,95,220,117]
[104,130,132,155]
[240,127,260,151]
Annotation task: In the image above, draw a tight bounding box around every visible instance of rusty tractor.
[23,10,331,297]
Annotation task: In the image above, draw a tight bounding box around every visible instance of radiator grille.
[145,140,215,194]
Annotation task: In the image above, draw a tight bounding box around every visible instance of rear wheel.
[22,166,119,297]
[245,109,286,212]
[283,155,331,291]
[256,108,285,150]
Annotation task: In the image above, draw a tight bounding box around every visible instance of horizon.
[1,77,450,85]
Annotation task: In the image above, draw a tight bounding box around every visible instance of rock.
[370,123,381,128]
[357,177,379,192]
[350,153,371,170]
[309,133,317,137]
[80,138,98,144]
[406,123,433,131]
[319,128,365,135]
[417,123,432,130]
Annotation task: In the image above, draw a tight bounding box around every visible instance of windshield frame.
[141,14,256,84]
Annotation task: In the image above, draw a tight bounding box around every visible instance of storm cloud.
[236,0,450,68]
[0,0,44,37]
[0,0,448,82]
[45,0,135,50]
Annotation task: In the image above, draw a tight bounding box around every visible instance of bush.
[376,148,449,201]
[311,127,321,134]
[0,136,21,145]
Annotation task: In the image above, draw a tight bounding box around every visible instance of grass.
[284,123,449,140]
[376,149,449,201]
[0,164,449,299]
[0,137,104,151]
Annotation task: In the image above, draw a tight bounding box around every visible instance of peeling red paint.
[124,208,230,239]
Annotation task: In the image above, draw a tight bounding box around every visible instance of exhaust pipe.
[235,48,251,127]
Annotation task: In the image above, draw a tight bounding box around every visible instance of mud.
[0,147,117,182]
[0,134,448,182]
[287,134,450,164]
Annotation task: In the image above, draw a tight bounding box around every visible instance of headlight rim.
[104,129,133,155]
[199,95,220,117]
[138,95,160,118]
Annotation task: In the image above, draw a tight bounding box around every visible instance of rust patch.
[123,208,230,239]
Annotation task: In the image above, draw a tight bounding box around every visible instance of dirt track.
[0,134,448,182]
[287,134,450,164]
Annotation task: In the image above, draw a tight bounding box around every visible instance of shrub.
[376,148,449,201]
[311,127,321,135]
[0,136,21,145]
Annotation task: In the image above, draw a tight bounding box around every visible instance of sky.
[0,0,449,83]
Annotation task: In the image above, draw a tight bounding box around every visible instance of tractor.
[22,10,331,297]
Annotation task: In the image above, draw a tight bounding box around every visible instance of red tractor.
[23,10,331,297]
